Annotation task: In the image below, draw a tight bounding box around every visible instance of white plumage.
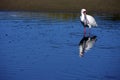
[80,9,97,28]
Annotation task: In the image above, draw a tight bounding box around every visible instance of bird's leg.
[84,27,86,36]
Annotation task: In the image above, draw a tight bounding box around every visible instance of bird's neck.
[82,13,86,16]
[81,13,87,20]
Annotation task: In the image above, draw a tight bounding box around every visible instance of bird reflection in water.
[79,35,97,57]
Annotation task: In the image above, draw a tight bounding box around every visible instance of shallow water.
[0,12,120,80]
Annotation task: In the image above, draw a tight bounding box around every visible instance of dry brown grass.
[0,0,119,13]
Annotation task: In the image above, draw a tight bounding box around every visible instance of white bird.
[80,9,97,34]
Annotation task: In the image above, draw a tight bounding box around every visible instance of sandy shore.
[0,0,119,13]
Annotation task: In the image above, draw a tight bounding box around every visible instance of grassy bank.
[0,0,119,13]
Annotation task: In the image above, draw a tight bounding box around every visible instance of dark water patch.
[69,32,82,37]
[98,46,120,50]
[98,14,120,21]
[103,75,117,80]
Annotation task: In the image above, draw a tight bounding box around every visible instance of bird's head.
[81,9,87,15]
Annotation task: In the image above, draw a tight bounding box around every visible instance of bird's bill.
[83,11,86,14]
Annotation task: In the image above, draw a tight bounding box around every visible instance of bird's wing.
[86,15,98,26]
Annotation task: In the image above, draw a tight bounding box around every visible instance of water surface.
[0,12,120,80]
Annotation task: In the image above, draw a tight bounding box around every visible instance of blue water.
[0,12,120,80]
